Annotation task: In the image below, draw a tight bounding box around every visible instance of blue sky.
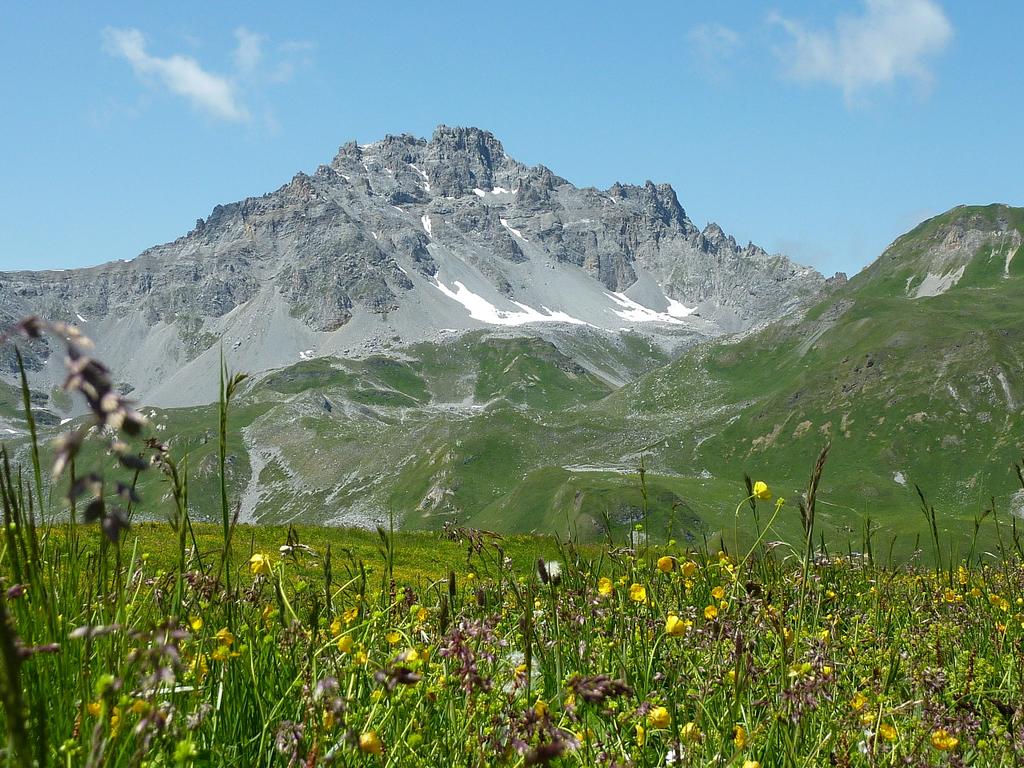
[1,1,1021,276]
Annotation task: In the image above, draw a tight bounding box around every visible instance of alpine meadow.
[2,2,1024,766]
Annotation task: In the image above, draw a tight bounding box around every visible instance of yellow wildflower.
[742,761,761,768]
[385,630,402,645]
[681,560,698,578]
[628,583,648,604]
[851,692,868,711]
[733,724,747,748]
[635,723,646,746]
[329,617,342,636]
[648,706,671,728]
[704,604,718,620]
[711,585,725,600]
[215,627,234,647]
[359,731,383,755]
[752,481,772,500]
[598,577,613,596]
[87,701,102,717]
[189,616,203,632]
[248,553,273,577]
[879,723,897,742]
[657,556,674,573]
[931,729,958,751]
[681,721,701,742]
[337,635,353,653]
[665,614,691,637]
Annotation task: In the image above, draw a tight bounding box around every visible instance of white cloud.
[687,23,741,78]
[233,27,265,76]
[103,27,249,121]
[771,0,953,103]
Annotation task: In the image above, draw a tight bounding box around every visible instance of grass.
[4,479,1024,765]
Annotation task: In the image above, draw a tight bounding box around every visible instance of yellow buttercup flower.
[681,560,698,578]
[931,729,958,751]
[598,577,613,596]
[704,604,719,620]
[733,724,747,748]
[879,723,897,742]
[189,616,203,632]
[87,701,101,717]
[681,722,701,742]
[752,481,771,500]
[657,556,674,573]
[850,692,868,711]
[359,731,383,755]
[648,706,671,728]
[215,627,234,647]
[635,723,646,746]
[711,585,725,600]
[329,617,342,636]
[385,630,402,645]
[249,553,273,577]
[742,761,761,768]
[665,614,691,637]
[337,635,353,653]
[628,583,647,604]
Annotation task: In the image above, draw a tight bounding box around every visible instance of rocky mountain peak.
[700,222,736,250]
[608,181,694,234]
[0,124,829,408]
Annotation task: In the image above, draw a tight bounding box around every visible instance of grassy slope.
[608,205,1024,554]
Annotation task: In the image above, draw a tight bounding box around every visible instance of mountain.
[84,203,1017,553]
[0,126,826,409]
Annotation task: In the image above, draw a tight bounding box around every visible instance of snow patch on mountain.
[433,278,588,326]
[607,293,688,324]
[499,218,529,241]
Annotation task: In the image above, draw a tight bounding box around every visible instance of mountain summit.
[0,126,826,407]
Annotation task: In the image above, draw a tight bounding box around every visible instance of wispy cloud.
[687,23,741,80]
[233,27,265,77]
[770,0,953,103]
[103,27,249,121]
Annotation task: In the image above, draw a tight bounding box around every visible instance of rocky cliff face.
[0,126,829,407]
